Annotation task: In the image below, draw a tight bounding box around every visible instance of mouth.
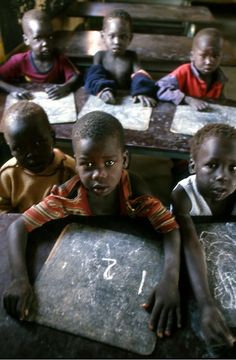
[91,184,110,196]
[211,187,227,199]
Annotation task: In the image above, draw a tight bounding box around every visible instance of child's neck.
[31,52,53,73]
[88,187,120,215]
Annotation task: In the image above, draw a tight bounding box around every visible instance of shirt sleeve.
[0,54,23,81]
[84,64,117,95]
[156,74,185,105]
[130,69,157,98]
[126,195,179,233]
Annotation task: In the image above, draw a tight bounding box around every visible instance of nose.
[92,167,107,180]
[205,56,214,65]
[113,36,120,44]
[215,166,228,182]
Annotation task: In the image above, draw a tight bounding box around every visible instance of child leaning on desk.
[0,9,79,100]
[0,101,75,213]
[156,28,226,111]
[3,110,181,339]
[84,9,157,107]
[171,123,236,347]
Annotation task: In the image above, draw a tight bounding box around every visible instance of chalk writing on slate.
[196,222,236,327]
[30,223,164,355]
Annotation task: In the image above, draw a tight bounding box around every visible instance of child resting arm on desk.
[84,9,157,107]
[0,101,75,213]
[156,28,227,111]
[3,110,180,339]
[171,123,236,347]
[0,9,80,100]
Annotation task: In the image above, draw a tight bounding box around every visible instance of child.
[0,101,76,212]
[157,28,226,111]
[85,9,156,107]
[3,110,181,339]
[171,123,236,347]
[0,9,79,100]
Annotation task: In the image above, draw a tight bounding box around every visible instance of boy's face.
[23,19,53,60]
[101,18,132,56]
[6,114,54,173]
[194,136,236,202]
[74,135,128,197]
[191,35,223,75]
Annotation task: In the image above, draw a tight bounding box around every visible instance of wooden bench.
[64,1,217,36]
[54,30,236,75]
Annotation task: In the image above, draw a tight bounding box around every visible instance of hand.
[133,95,157,107]
[184,96,209,111]
[99,89,116,104]
[11,88,33,100]
[142,281,181,338]
[3,278,34,320]
[45,84,69,100]
[200,303,236,347]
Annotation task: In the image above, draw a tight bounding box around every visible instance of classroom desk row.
[0,86,191,159]
[64,1,216,36]
[0,213,236,358]
[54,30,236,75]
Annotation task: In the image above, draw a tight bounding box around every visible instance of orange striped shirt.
[23,170,178,234]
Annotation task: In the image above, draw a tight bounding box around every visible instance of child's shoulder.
[0,157,18,173]
[171,176,193,214]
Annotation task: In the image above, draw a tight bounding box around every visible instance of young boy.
[0,9,79,100]
[157,28,226,111]
[171,123,236,347]
[85,9,156,107]
[3,110,181,339]
[0,101,75,213]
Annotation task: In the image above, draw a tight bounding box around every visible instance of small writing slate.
[196,222,236,327]
[30,223,164,355]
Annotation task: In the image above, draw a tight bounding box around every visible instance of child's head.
[21,9,53,60]
[72,111,128,196]
[4,101,55,173]
[191,28,223,75]
[101,9,133,56]
[190,123,236,201]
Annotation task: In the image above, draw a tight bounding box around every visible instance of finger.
[176,306,182,328]
[149,302,163,332]
[164,309,174,336]
[156,306,166,338]
[142,290,155,311]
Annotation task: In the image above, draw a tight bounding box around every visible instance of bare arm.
[0,80,33,99]
[171,185,235,346]
[3,216,34,320]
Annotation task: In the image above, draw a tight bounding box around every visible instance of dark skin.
[0,17,79,100]
[94,17,156,107]
[185,31,223,111]
[3,135,180,338]
[171,136,236,347]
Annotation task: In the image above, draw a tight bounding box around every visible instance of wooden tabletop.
[54,30,236,70]
[64,1,216,24]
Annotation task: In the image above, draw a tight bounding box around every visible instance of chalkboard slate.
[196,222,236,327]
[30,223,164,355]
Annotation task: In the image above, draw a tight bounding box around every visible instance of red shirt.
[0,50,78,84]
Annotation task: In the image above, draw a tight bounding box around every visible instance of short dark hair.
[103,9,132,31]
[190,123,236,160]
[21,9,51,33]
[73,111,125,151]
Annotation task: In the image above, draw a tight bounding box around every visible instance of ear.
[188,157,196,174]
[122,149,129,169]
[100,30,105,40]
[23,34,30,46]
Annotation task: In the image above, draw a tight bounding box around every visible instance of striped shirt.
[23,170,178,234]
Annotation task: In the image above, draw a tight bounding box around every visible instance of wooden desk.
[0,213,236,358]
[54,30,236,74]
[64,1,216,36]
[0,86,191,159]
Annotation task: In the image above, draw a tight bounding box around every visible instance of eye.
[230,165,236,172]
[206,163,217,169]
[105,160,115,167]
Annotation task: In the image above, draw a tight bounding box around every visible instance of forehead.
[104,17,131,33]
[193,34,222,52]
[6,112,49,138]
[75,136,121,155]
[197,136,236,160]
[25,18,52,35]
